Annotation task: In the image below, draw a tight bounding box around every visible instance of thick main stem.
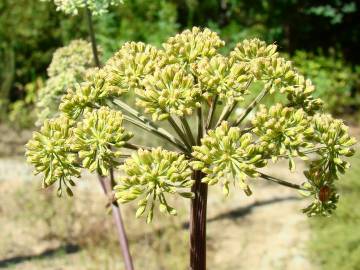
[190,170,208,270]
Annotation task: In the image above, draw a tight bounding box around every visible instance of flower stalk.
[190,170,208,270]
[85,5,134,270]
[27,27,356,270]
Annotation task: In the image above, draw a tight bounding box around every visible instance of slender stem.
[123,114,188,153]
[168,116,192,151]
[277,147,326,158]
[124,142,150,151]
[112,99,188,152]
[215,78,254,128]
[85,5,134,270]
[197,107,203,145]
[232,82,272,127]
[85,6,100,68]
[257,171,306,191]
[190,170,208,270]
[109,169,134,270]
[205,95,218,130]
[180,116,196,146]
[215,101,238,127]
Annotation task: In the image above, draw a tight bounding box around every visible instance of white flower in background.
[36,40,96,125]
[41,0,123,16]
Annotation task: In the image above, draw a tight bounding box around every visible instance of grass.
[0,178,189,270]
[309,151,360,270]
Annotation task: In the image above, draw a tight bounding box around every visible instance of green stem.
[257,171,306,191]
[123,115,188,153]
[168,116,192,151]
[205,95,218,130]
[180,116,196,146]
[124,142,151,151]
[84,6,134,270]
[85,6,100,67]
[197,107,203,145]
[215,101,238,127]
[232,82,272,127]
[277,147,326,158]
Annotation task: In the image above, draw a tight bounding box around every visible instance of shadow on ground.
[0,244,80,268]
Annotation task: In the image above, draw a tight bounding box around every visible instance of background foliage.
[0,1,359,270]
[1,0,360,127]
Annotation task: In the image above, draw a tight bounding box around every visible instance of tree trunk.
[190,170,208,270]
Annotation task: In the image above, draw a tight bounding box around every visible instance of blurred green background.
[1,0,360,127]
[0,0,359,269]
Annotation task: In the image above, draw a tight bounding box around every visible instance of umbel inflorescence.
[36,40,97,124]
[26,27,356,221]
[41,0,123,15]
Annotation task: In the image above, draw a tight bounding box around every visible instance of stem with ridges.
[190,170,208,270]
[257,171,306,191]
[85,5,134,270]
[122,114,189,153]
[232,82,272,127]
[205,95,218,130]
[168,116,192,151]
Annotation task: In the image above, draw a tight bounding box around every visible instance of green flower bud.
[195,55,252,103]
[191,121,265,196]
[252,103,313,164]
[230,38,278,63]
[72,107,133,175]
[136,64,201,121]
[59,69,122,119]
[105,42,168,93]
[301,166,339,217]
[114,148,194,222]
[163,27,225,64]
[311,114,356,174]
[36,40,97,125]
[25,116,81,193]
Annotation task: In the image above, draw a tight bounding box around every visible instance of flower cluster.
[299,114,356,216]
[36,40,95,124]
[195,55,252,103]
[301,167,340,216]
[26,28,356,220]
[60,69,122,119]
[311,114,356,169]
[136,64,201,120]
[252,104,313,168]
[114,148,194,223]
[231,39,322,113]
[25,117,80,195]
[105,42,168,93]
[41,0,123,16]
[163,27,225,64]
[230,38,278,63]
[72,107,133,176]
[191,122,266,195]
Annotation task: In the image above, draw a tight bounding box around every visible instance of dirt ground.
[1,122,335,269]
[0,150,315,270]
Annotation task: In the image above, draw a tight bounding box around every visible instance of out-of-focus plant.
[310,152,360,270]
[0,0,87,123]
[8,79,43,129]
[29,1,135,269]
[94,0,179,58]
[35,40,96,125]
[40,0,123,16]
[26,28,356,270]
[291,50,360,114]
